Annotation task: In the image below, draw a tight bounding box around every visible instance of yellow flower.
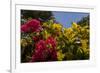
[43,22,47,26]
[81,39,89,53]
[72,22,78,29]
[63,27,76,43]
[27,37,32,43]
[72,22,81,32]
[52,23,62,31]
[43,30,50,39]
[64,28,75,38]
[64,28,73,34]
[21,39,28,48]
[57,50,65,61]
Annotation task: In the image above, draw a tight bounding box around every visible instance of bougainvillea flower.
[35,40,46,51]
[32,36,39,42]
[26,19,41,32]
[31,40,47,61]
[21,24,30,32]
[31,39,57,62]
[46,36,56,49]
[21,19,41,32]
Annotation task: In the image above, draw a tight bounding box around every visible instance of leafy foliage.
[21,11,90,63]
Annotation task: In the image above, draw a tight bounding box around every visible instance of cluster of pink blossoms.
[21,19,41,33]
[31,36,57,62]
[21,19,57,62]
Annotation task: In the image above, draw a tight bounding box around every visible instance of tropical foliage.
[21,11,90,63]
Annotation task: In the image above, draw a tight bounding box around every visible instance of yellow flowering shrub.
[57,50,65,61]
[52,23,62,32]
[21,39,28,48]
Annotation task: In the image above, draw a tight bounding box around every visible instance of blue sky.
[52,11,89,28]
